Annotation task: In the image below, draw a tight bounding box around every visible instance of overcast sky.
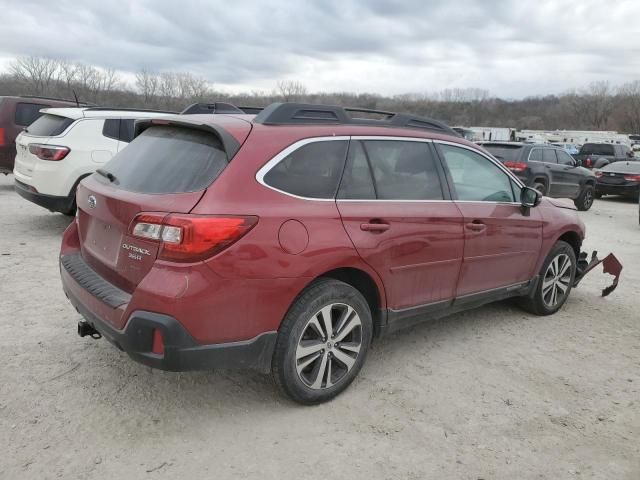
[0,0,638,98]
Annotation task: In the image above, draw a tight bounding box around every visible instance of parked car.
[13,107,173,215]
[61,103,592,404]
[0,96,90,174]
[478,142,596,211]
[574,143,634,169]
[595,161,640,199]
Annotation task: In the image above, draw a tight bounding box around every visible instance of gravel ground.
[0,173,639,480]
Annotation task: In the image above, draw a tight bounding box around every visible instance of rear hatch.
[76,120,250,293]
[14,113,75,177]
[479,143,526,173]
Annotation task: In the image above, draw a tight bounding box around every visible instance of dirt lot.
[0,174,638,480]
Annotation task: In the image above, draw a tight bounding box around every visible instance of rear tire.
[574,184,595,211]
[272,278,373,405]
[533,181,547,196]
[518,241,576,316]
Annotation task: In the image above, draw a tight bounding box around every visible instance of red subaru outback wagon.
[60,103,588,404]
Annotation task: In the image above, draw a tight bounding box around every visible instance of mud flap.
[574,251,622,297]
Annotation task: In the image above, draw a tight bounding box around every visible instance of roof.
[39,107,175,120]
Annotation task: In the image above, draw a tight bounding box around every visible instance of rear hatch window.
[481,144,524,161]
[579,144,614,156]
[25,114,74,136]
[101,125,227,194]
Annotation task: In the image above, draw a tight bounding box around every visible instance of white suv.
[13,107,173,214]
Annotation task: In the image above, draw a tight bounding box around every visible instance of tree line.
[2,56,640,133]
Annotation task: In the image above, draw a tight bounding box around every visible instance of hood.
[544,197,577,211]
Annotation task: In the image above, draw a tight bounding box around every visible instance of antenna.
[72,90,80,108]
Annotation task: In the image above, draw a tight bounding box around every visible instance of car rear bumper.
[60,251,278,372]
[0,146,16,173]
[595,183,639,197]
[14,178,75,213]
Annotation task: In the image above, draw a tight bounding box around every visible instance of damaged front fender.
[574,251,623,297]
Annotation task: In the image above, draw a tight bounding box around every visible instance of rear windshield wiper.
[96,168,116,183]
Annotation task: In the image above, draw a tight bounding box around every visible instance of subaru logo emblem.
[88,195,97,209]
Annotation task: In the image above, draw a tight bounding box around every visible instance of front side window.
[263,140,348,198]
[556,150,575,165]
[439,144,516,203]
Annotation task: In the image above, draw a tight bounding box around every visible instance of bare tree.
[617,81,640,133]
[277,80,307,101]
[9,56,59,94]
[135,69,159,103]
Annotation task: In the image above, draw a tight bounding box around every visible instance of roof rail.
[18,95,92,105]
[84,106,178,114]
[180,102,263,115]
[253,103,460,136]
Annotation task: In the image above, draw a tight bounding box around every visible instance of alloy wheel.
[583,189,594,209]
[295,303,362,390]
[542,253,572,308]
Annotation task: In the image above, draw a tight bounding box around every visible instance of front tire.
[272,278,373,404]
[574,184,594,211]
[519,241,576,316]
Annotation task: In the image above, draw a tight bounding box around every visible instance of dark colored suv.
[574,143,634,169]
[0,96,88,174]
[61,103,594,404]
[479,142,596,211]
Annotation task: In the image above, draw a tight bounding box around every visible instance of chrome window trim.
[255,136,350,202]
[255,135,526,204]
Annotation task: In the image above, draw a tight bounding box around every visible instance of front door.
[435,142,543,297]
[336,138,464,311]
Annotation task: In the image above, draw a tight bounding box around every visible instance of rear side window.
[101,126,228,194]
[529,149,543,162]
[25,113,74,136]
[263,140,348,198]
[14,103,48,126]
[542,149,558,163]
[580,144,614,156]
[339,140,443,200]
[102,119,120,140]
[119,119,135,143]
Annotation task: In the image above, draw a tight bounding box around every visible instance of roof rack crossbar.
[253,103,459,136]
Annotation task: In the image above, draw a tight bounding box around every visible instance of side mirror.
[521,186,542,208]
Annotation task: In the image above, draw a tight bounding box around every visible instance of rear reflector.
[151,329,164,355]
[129,213,258,262]
[28,143,70,161]
[504,161,528,172]
[623,174,640,182]
[0,127,5,146]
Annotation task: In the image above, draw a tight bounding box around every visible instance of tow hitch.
[574,251,623,297]
[77,321,102,339]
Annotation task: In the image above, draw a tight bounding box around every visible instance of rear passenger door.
[540,148,565,197]
[336,138,464,311]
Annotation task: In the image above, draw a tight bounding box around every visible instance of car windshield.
[579,144,614,155]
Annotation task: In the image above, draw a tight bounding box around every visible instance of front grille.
[61,253,131,308]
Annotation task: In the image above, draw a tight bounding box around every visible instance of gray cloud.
[0,0,639,97]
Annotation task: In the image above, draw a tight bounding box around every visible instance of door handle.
[545,164,552,168]
[360,221,390,232]
[465,220,486,232]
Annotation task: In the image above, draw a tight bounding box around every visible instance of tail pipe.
[77,321,102,339]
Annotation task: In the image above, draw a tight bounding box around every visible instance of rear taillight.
[0,128,5,146]
[595,171,603,178]
[504,161,528,172]
[129,213,258,262]
[585,157,592,167]
[623,174,640,182]
[28,143,70,161]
